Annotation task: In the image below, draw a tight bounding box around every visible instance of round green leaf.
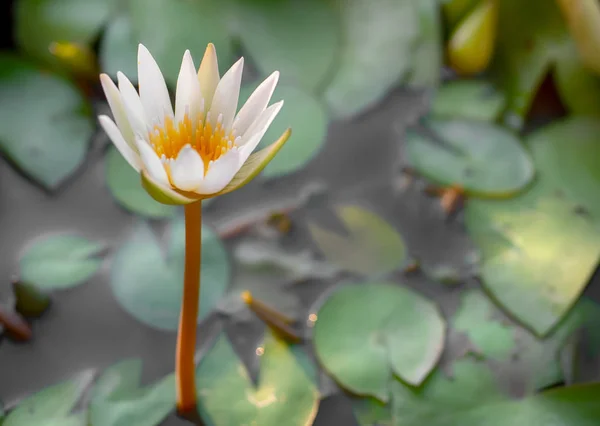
[313,283,445,400]
[406,119,534,196]
[19,234,105,290]
[15,0,115,67]
[465,118,600,336]
[0,55,94,189]
[99,12,138,80]
[323,0,418,118]
[236,0,339,91]
[110,217,230,330]
[431,81,506,121]
[128,0,233,87]
[105,146,175,219]
[196,330,319,426]
[4,370,94,426]
[89,364,175,426]
[308,205,407,278]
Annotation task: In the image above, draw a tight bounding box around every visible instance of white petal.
[232,71,279,136]
[135,138,170,186]
[197,43,220,110]
[239,101,284,163]
[100,74,136,151]
[208,57,244,131]
[117,72,148,139]
[99,115,142,172]
[194,149,242,195]
[175,50,203,129]
[137,44,173,127]
[170,145,205,191]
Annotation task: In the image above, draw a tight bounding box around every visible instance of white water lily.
[98,43,289,204]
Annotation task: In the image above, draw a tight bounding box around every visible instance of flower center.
[148,114,236,173]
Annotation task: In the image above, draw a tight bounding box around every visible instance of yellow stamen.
[148,114,236,174]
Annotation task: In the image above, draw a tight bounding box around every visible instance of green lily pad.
[15,0,115,67]
[391,358,506,425]
[235,0,339,91]
[110,216,230,330]
[128,0,233,86]
[453,289,515,361]
[19,234,105,290]
[196,330,319,426]
[0,55,94,189]
[405,119,534,196]
[308,205,407,278]
[465,118,600,336]
[431,81,506,121]
[407,0,443,88]
[323,0,418,118]
[238,84,328,177]
[313,282,445,401]
[99,12,138,80]
[4,370,94,426]
[105,146,175,218]
[89,359,175,426]
[494,0,568,128]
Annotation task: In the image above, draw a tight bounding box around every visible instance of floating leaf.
[465,118,600,336]
[15,0,114,68]
[391,358,506,425]
[0,55,94,189]
[453,289,515,361]
[89,360,175,426]
[4,370,94,426]
[110,217,229,330]
[448,0,498,76]
[19,235,105,291]
[431,80,506,121]
[128,0,233,86]
[99,12,138,80]
[313,283,445,400]
[236,0,339,91]
[239,84,328,177]
[323,0,418,117]
[408,0,443,88]
[197,330,319,426]
[405,119,534,196]
[309,205,407,277]
[105,146,175,218]
[494,0,568,128]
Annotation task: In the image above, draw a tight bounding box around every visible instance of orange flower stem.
[176,200,202,419]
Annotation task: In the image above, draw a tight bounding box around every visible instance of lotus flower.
[99,43,289,204]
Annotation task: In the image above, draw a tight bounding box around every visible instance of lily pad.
[308,205,407,278]
[89,359,175,426]
[105,146,175,218]
[405,119,534,196]
[323,0,418,118]
[453,289,515,361]
[238,84,328,177]
[196,330,319,426]
[465,118,600,336]
[407,0,443,88]
[494,0,568,128]
[128,0,233,86]
[15,0,115,67]
[110,216,230,330]
[19,234,105,290]
[0,55,94,189]
[235,0,339,91]
[431,81,506,121]
[313,282,445,401]
[4,370,94,426]
[99,12,138,80]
